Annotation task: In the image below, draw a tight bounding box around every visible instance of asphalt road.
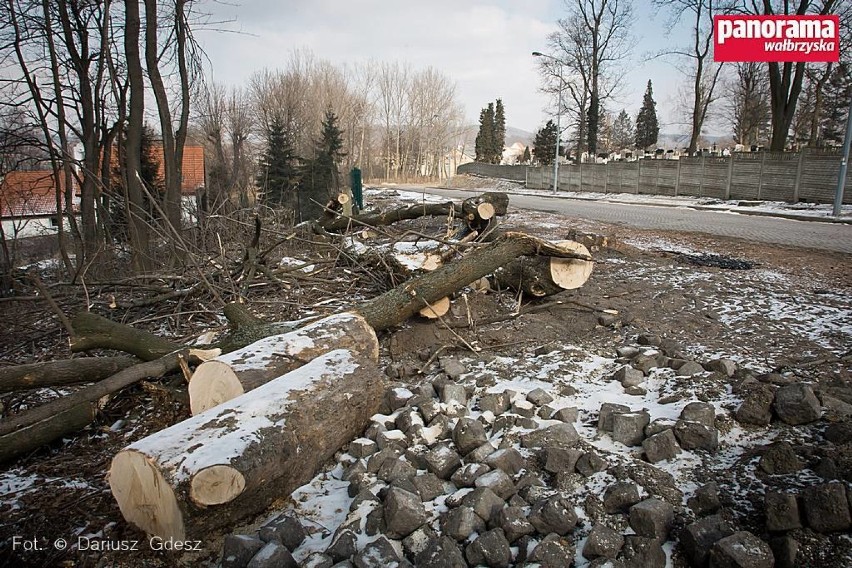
[417,187,852,255]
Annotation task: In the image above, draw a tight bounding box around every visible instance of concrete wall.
[525,149,852,204]
[457,162,528,182]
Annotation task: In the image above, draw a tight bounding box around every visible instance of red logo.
[714,15,839,62]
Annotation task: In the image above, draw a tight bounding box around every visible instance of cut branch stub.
[109,349,386,541]
[494,240,594,298]
[419,296,450,319]
[188,312,378,415]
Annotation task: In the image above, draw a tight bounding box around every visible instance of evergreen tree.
[475,104,495,162]
[256,115,299,205]
[635,80,660,150]
[532,120,558,166]
[299,107,346,220]
[821,63,852,146]
[493,99,506,164]
[611,109,636,151]
[522,146,531,164]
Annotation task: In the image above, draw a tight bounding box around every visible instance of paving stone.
[423,444,462,479]
[450,463,490,488]
[677,361,706,377]
[603,481,642,514]
[348,438,378,459]
[703,358,737,377]
[475,468,516,499]
[538,404,557,419]
[414,535,467,568]
[453,417,489,455]
[386,387,415,411]
[384,487,429,539]
[466,441,498,463]
[620,536,665,568]
[521,423,579,449]
[419,399,443,423]
[484,448,526,475]
[492,414,516,433]
[758,441,802,475]
[598,403,631,432]
[377,429,408,451]
[330,560,354,568]
[644,418,676,437]
[642,428,681,463]
[346,473,374,498]
[512,399,536,417]
[527,388,555,406]
[551,406,579,423]
[462,487,506,523]
[544,447,583,474]
[624,385,647,396]
[222,535,265,568]
[353,536,400,568]
[631,353,660,375]
[529,495,579,535]
[674,419,719,452]
[629,498,674,542]
[735,383,776,425]
[479,392,511,415]
[612,411,650,446]
[341,460,367,482]
[769,536,799,568]
[349,489,379,512]
[814,456,840,480]
[497,506,536,543]
[367,447,402,473]
[440,357,467,380]
[516,416,539,429]
[680,401,716,428]
[377,457,417,484]
[613,365,645,387]
[443,506,486,541]
[441,383,467,405]
[637,334,662,346]
[709,531,773,568]
[246,541,297,568]
[598,313,621,327]
[802,482,852,533]
[258,514,306,550]
[301,552,334,568]
[582,524,624,560]
[425,414,452,442]
[688,482,721,516]
[680,514,734,568]
[765,491,802,532]
[617,346,641,358]
[465,528,512,568]
[326,530,358,562]
[364,506,385,536]
[576,451,608,477]
[825,422,852,445]
[402,525,437,559]
[529,533,576,567]
[774,383,821,425]
[395,409,425,433]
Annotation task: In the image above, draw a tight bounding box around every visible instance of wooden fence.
[520,149,852,204]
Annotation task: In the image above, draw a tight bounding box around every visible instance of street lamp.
[533,51,563,194]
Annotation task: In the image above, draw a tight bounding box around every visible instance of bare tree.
[540,0,632,159]
[655,0,732,155]
[725,62,771,147]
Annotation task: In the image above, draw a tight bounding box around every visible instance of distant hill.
[458,125,534,150]
[657,132,734,150]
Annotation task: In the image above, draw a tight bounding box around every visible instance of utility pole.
[833,95,852,217]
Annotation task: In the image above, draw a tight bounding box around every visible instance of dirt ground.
[0,182,850,567]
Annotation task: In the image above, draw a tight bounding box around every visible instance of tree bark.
[109,349,385,540]
[188,312,378,414]
[70,311,181,361]
[0,356,138,393]
[0,350,213,464]
[355,231,592,331]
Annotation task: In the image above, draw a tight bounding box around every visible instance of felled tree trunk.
[109,349,385,541]
[0,350,216,464]
[188,312,378,414]
[0,356,138,393]
[493,240,594,297]
[355,231,592,331]
[71,311,181,361]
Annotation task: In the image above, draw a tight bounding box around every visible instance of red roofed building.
[150,144,206,195]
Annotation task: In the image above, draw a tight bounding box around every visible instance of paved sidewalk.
[404,186,852,255]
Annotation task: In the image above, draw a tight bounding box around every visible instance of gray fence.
[457,162,528,181]
[522,149,852,204]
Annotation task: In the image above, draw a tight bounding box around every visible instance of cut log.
[0,349,218,464]
[355,231,592,331]
[188,312,378,414]
[418,296,450,319]
[493,240,594,297]
[109,349,385,540]
[0,356,138,393]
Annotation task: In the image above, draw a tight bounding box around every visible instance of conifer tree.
[611,110,636,151]
[493,99,506,164]
[635,80,660,150]
[522,146,531,164]
[256,115,299,205]
[532,120,558,166]
[475,104,495,162]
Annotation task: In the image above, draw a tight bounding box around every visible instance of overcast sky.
[196,0,704,137]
